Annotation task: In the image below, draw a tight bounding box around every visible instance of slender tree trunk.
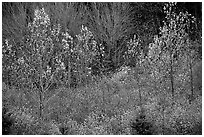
[67,52,71,89]
[189,51,194,104]
[135,63,144,114]
[39,89,43,119]
[38,76,44,120]
[170,62,174,98]
[137,74,142,110]
[161,93,165,135]
[39,56,44,120]
[170,49,175,104]
[138,82,143,114]
[102,86,105,113]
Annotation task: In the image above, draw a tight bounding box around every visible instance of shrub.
[192,61,202,93]
[2,107,14,135]
[130,112,155,135]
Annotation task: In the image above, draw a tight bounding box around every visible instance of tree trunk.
[135,63,144,114]
[39,57,44,120]
[170,49,175,104]
[189,51,194,104]
[39,89,43,119]
[170,62,174,98]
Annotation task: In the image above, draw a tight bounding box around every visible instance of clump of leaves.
[77,111,110,135]
[3,105,62,135]
[76,110,132,135]
[58,118,79,135]
[165,96,202,135]
[130,113,154,135]
[5,106,41,135]
[2,107,14,135]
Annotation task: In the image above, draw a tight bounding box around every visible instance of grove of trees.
[2,2,202,135]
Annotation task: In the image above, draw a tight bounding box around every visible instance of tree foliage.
[2,7,100,119]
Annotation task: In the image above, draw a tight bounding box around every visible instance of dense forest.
[2,2,202,135]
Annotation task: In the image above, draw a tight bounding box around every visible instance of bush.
[192,61,202,93]
[2,107,14,135]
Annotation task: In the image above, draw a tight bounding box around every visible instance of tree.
[148,2,196,101]
[146,2,196,133]
[79,3,141,71]
[2,7,98,120]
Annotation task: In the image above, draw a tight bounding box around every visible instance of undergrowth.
[2,73,202,135]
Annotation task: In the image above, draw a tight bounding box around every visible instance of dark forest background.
[2,2,202,74]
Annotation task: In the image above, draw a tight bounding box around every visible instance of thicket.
[2,2,202,135]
